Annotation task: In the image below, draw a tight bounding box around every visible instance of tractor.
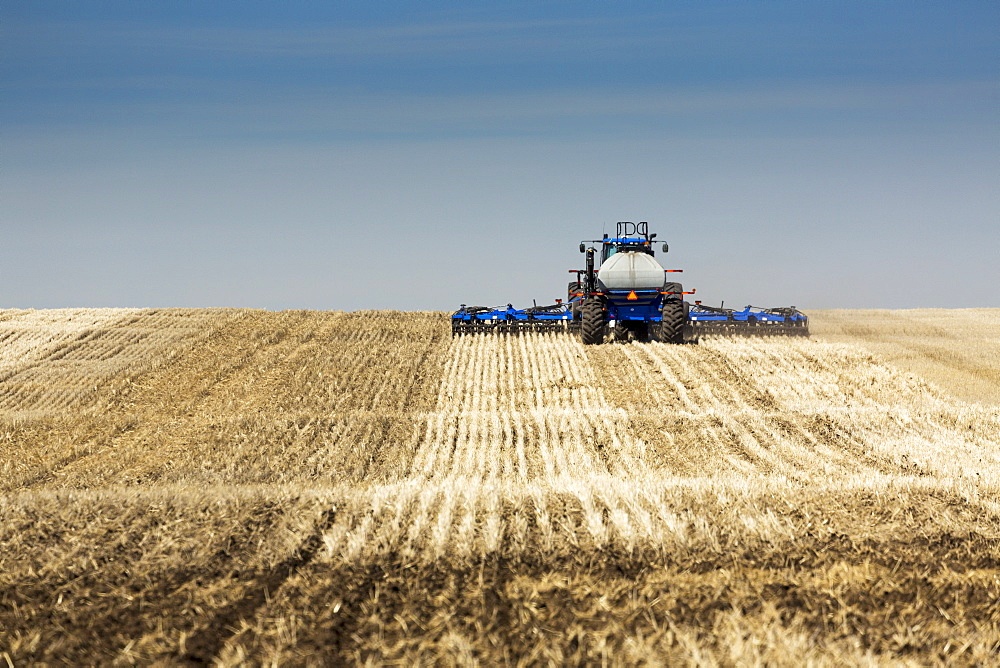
[451,221,808,342]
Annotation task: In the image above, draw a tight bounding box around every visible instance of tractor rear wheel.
[662,281,683,301]
[581,299,607,345]
[659,282,686,344]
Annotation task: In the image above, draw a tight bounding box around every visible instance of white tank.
[597,252,666,291]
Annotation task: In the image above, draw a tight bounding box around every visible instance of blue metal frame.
[602,237,649,245]
[453,304,572,324]
[602,289,665,323]
[688,304,807,325]
[451,304,575,334]
[452,302,807,331]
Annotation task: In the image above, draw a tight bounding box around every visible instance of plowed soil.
[1,308,998,665]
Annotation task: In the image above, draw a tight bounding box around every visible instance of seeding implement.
[452,222,808,343]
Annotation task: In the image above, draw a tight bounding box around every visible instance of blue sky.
[3,1,997,309]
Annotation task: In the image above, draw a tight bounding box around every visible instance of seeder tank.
[596,252,666,292]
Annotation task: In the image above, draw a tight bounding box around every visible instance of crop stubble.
[1,308,998,665]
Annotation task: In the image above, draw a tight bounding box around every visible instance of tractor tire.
[612,321,630,342]
[634,321,652,343]
[581,299,607,345]
[663,281,683,300]
[659,282,686,344]
[568,281,583,319]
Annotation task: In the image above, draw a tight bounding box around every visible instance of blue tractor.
[452,221,808,343]
[570,221,686,344]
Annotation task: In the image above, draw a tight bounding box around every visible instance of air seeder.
[452,221,808,344]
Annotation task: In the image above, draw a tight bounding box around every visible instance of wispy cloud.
[5,16,663,60]
[6,76,994,143]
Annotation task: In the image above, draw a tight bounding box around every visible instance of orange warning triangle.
[627,290,638,300]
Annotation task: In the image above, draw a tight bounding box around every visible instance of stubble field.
[1,308,998,665]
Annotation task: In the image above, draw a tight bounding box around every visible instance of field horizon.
[2,307,998,665]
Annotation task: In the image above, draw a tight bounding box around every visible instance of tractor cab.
[601,240,652,263]
[598,221,661,264]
